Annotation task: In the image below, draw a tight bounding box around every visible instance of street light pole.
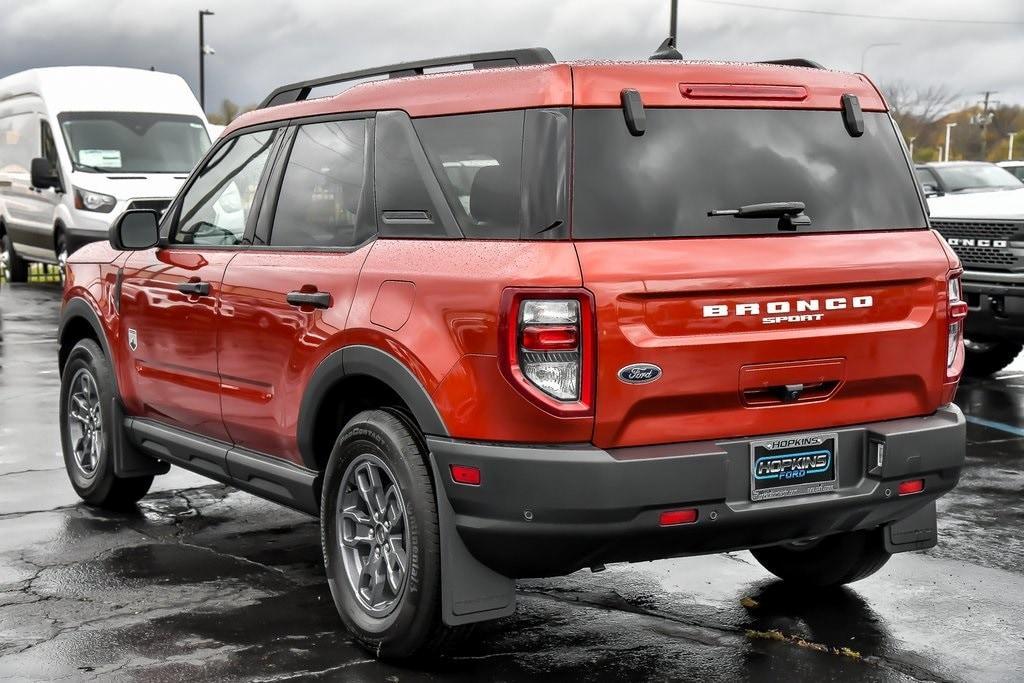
[198,10,215,112]
[908,136,916,161]
[860,42,899,73]
[1010,132,1016,161]
[944,122,957,162]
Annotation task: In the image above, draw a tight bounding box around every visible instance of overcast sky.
[1,0,1021,112]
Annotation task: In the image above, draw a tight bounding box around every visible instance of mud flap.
[884,501,937,554]
[111,399,169,478]
[428,457,516,626]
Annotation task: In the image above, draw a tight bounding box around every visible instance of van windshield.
[58,112,211,174]
[572,108,926,239]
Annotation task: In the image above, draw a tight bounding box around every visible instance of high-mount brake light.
[679,83,808,101]
[499,290,596,417]
[947,275,966,373]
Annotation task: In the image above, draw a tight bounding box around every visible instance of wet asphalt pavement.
[0,282,1022,682]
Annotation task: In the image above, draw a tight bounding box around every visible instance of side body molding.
[297,344,450,469]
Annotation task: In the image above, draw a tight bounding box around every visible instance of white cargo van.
[0,67,212,281]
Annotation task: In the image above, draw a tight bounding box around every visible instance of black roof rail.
[259,47,556,109]
[758,58,825,69]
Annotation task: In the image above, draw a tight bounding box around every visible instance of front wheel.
[1,231,29,283]
[59,339,153,508]
[750,530,891,587]
[963,339,1023,377]
[320,409,461,659]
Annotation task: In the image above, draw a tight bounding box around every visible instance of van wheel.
[59,339,153,508]
[56,230,69,279]
[750,530,891,587]
[963,339,1022,377]
[1,231,29,283]
[321,409,460,659]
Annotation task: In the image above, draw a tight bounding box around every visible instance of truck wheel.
[59,339,153,509]
[750,530,891,587]
[963,340,1023,377]
[1,231,29,283]
[321,409,461,659]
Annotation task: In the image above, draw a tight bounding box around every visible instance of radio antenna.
[651,0,683,60]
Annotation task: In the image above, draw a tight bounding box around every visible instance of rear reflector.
[897,479,925,496]
[450,464,481,486]
[659,509,698,526]
[949,301,968,321]
[679,83,808,101]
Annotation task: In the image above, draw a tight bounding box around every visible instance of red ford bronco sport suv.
[58,48,967,658]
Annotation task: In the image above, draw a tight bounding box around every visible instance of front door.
[218,118,375,464]
[118,126,281,442]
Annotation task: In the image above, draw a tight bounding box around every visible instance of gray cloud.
[0,0,1021,110]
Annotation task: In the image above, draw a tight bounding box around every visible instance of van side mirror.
[109,210,160,250]
[30,157,61,191]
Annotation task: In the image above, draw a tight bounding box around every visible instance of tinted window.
[415,111,524,239]
[58,112,210,173]
[573,109,926,239]
[271,119,373,248]
[173,129,277,246]
[931,164,1023,193]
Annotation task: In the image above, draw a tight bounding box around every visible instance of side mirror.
[30,157,61,191]
[109,210,160,251]
[921,183,942,198]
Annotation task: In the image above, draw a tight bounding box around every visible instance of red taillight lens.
[659,509,699,526]
[499,289,595,417]
[897,478,925,496]
[521,325,579,351]
[949,301,968,321]
[450,464,481,486]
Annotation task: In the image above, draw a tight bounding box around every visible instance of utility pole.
[944,122,957,162]
[908,136,916,161]
[973,91,998,159]
[198,10,215,112]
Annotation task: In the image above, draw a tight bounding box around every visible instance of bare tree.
[880,81,960,136]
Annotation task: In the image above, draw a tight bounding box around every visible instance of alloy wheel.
[337,453,410,617]
[66,368,103,478]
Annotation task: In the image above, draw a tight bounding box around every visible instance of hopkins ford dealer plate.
[750,432,838,501]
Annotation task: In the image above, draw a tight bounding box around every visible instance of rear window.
[572,108,926,239]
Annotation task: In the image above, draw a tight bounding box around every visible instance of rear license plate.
[750,432,838,501]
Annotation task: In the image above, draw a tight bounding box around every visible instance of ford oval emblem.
[618,363,662,385]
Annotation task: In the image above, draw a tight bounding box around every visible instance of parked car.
[998,160,1024,183]
[915,161,1024,198]
[0,67,211,282]
[927,185,1024,374]
[58,49,966,658]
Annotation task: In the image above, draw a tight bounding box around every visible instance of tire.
[59,339,153,509]
[963,339,1023,377]
[56,229,69,280]
[750,530,891,587]
[320,409,461,659]
[1,230,29,283]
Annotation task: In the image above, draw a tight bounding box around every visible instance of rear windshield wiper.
[708,201,811,231]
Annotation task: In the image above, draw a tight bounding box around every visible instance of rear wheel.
[55,229,69,280]
[320,409,460,659]
[750,530,891,587]
[1,231,29,283]
[59,339,153,508]
[963,339,1023,377]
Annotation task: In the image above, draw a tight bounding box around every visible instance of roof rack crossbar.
[758,58,825,69]
[259,47,556,109]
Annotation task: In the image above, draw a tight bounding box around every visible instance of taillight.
[499,289,595,417]
[947,275,966,375]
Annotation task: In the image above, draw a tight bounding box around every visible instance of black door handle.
[177,281,210,296]
[287,291,331,309]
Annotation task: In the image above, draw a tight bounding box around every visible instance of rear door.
[571,103,953,449]
[217,116,375,465]
[119,126,281,442]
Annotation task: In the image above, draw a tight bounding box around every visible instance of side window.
[40,121,59,167]
[270,119,373,248]
[173,128,278,246]
[0,112,38,174]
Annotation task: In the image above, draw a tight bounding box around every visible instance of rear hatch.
[569,65,954,449]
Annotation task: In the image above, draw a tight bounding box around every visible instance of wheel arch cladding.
[298,345,449,471]
[58,298,112,377]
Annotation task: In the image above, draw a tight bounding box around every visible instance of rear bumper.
[428,405,965,578]
[962,271,1024,339]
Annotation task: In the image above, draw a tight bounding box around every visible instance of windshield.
[58,112,211,173]
[932,164,1024,193]
[572,108,926,239]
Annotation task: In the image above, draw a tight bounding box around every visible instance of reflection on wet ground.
[1,283,1022,681]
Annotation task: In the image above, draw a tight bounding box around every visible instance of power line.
[695,0,1024,26]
